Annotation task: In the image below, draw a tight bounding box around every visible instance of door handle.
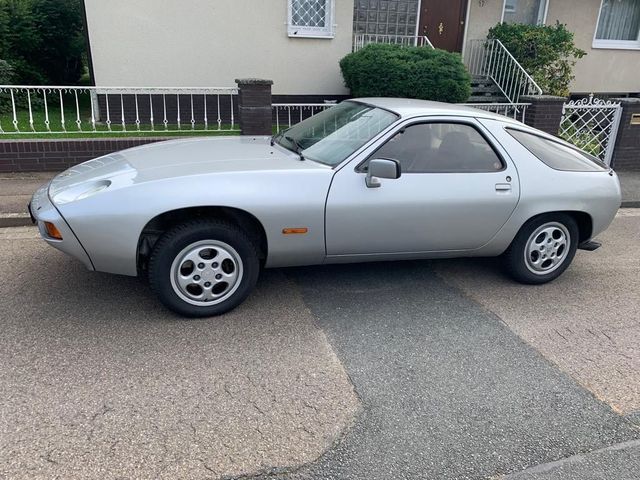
[495,183,511,192]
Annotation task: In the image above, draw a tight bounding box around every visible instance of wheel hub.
[170,240,244,306]
[524,222,570,275]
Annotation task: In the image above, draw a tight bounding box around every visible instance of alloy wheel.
[170,240,244,306]
[523,221,571,275]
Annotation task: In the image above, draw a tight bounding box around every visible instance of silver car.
[29,99,621,317]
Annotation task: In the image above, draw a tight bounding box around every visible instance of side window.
[371,122,504,173]
[506,128,608,171]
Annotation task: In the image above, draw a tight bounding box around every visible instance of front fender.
[56,170,334,275]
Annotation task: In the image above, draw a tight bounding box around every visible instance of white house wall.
[465,0,640,94]
[84,0,354,95]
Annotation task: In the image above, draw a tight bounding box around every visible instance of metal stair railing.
[465,39,542,105]
[352,33,434,52]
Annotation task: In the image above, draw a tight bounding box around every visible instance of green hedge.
[339,44,471,103]
[487,22,586,96]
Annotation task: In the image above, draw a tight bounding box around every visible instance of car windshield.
[273,101,398,167]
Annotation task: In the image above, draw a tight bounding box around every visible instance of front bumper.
[29,183,94,271]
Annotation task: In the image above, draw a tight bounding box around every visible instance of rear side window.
[507,129,608,172]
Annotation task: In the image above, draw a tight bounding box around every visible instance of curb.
[0,213,33,228]
[621,201,640,208]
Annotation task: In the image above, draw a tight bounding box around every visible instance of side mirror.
[366,158,401,188]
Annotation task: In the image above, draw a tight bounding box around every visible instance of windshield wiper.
[284,135,305,160]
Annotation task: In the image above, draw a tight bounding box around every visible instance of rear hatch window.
[507,128,608,172]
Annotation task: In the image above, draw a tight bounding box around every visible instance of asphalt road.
[1,211,639,479]
[436,208,640,416]
[264,260,638,480]
[0,228,358,479]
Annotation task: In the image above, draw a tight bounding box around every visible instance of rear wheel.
[504,213,579,284]
[148,220,259,317]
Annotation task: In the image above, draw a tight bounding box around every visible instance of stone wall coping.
[235,78,274,86]
[611,97,640,104]
[521,95,567,102]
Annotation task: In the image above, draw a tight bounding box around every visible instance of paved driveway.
[1,211,639,479]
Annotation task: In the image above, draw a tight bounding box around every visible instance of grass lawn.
[0,93,239,139]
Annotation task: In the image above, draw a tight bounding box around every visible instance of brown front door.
[418,0,468,52]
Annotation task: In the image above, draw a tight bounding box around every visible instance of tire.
[148,219,260,317]
[504,213,579,285]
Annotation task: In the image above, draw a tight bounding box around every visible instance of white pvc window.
[593,0,640,50]
[288,0,335,38]
[501,0,548,25]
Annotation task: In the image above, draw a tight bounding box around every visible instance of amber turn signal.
[44,221,63,240]
[282,227,308,235]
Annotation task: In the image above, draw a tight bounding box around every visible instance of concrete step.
[471,85,502,94]
[466,94,508,103]
[470,78,494,86]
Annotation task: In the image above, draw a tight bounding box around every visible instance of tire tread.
[148,219,259,317]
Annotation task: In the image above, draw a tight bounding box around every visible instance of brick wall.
[611,98,640,171]
[521,95,566,135]
[0,138,170,173]
[236,79,273,136]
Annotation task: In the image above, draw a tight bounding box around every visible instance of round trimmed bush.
[339,44,471,103]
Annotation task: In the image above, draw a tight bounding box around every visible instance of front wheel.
[504,213,579,285]
[148,220,260,317]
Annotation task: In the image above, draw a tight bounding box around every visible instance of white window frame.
[287,0,336,39]
[500,0,549,25]
[592,0,640,50]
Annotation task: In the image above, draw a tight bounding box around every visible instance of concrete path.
[0,172,55,226]
[619,170,640,207]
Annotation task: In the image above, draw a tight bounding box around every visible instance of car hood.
[49,136,327,201]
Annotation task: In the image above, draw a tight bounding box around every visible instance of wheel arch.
[520,210,593,244]
[136,206,268,274]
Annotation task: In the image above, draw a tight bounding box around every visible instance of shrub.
[339,44,471,103]
[487,22,586,96]
[0,58,13,83]
[0,59,14,112]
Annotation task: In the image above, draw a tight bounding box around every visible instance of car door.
[325,117,520,256]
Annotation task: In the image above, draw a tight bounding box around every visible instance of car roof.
[351,97,521,124]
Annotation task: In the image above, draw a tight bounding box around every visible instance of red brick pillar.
[235,78,273,136]
[521,95,567,136]
[610,98,640,171]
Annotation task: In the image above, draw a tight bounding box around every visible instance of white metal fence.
[353,33,434,52]
[272,102,529,133]
[0,85,239,134]
[559,94,622,165]
[464,39,542,105]
[460,103,530,123]
[272,103,334,132]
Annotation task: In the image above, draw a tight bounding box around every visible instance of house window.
[352,0,420,37]
[594,0,640,49]
[288,0,335,38]
[501,0,548,25]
